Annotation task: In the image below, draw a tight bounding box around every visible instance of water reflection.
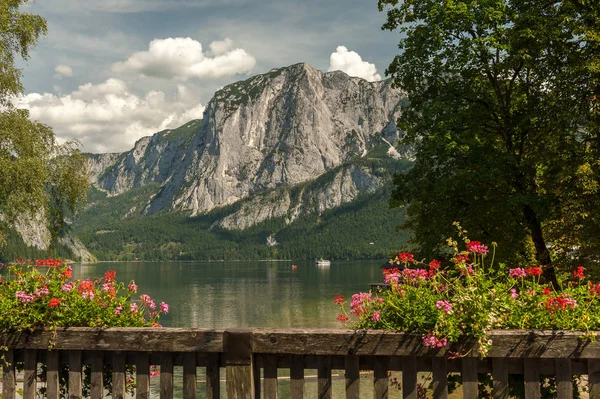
[70,260,383,328]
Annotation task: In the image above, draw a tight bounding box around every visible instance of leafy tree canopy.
[0,0,88,250]
[381,0,599,280]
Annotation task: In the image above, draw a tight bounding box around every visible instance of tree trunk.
[523,205,560,290]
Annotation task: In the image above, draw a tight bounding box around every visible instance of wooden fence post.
[225,329,255,399]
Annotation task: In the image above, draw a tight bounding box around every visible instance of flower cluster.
[0,259,172,397]
[334,233,600,362]
[0,259,169,333]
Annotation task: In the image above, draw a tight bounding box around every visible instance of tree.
[0,0,88,250]
[381,0,598,284]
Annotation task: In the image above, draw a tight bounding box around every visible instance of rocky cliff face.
[88,63,406,228]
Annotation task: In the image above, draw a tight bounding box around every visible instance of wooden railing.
[2,327,600,398]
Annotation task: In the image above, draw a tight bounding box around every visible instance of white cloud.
[209,38,233,56]
[328,46,381,82]
[15,79,205,153]
[111,37,256,80]
[54,65,73,77]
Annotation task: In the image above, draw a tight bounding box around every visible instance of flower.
[509,268,527,278]
[82,291,94,300]
[371,311,381,322]
[16,291,35,303]
[435,300,452,313]
[452,254,469,264]
[36,286,49,296]
[78,280,94,293]
[130,303,139,312]
[336,314,349,322]
[48,298,61,307]
[465,241,489,255]
[397,252,414,263]
[525,267,542,277]
[350,292,373,316]
[62,265,73,279]
[510,288,518,299]
[402,268,429,282]
[573,266,585,279]
[160,302,169,313]
[35,259,62,267]
[61,282,75,292]
[128,282,138,293]
[422,331,448,348]
[105,270,117,282]
[545,294,578,314]
[428,260,441,270]
[114,305,123,315]
[333,295,344,305]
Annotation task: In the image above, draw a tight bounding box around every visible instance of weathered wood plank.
[23,349,37,399]
[253,356,261,399]
[264,354,278,399]
[432,357,448,399]
[461,357,478,399]
[318,355,332,399]
[206,353,220,399]
[136,352,151,399]
[226,364,254,399]
[589,359,600,399]
[1,328,224,352]
[90,352,103,399]
[160,353,174,399]
[2,349,15,399]
[402,356,417,399]
[47,350,60,399]
[183,352,197,399]
[290,354,304,399]
[374,356,389,399]
[69,350,83,399]
[113,352,126,399]
[524,358,541,399]
[225,330,254,399]
[2,328,600,358]
[492,358,508,399]
[251,329,600,358]
[345,355,359,399]
[556,358,573,399]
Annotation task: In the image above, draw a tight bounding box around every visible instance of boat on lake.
[316,258,331,266]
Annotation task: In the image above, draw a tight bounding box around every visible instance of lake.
[73,260,385,328]
[75,260,406,398]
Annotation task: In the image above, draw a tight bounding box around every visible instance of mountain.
[73,63,412,261]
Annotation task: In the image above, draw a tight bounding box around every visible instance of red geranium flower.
[525,267,542,277]
[573,266,585,279]
[48,298,61,307]
[336,314,349,323]
[429,260,441,270]
[78,280,94,293]
[104,270,117,282]
[398,252,414,263]
[333,295,344,305]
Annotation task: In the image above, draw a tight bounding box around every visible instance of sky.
[14,0,401,153]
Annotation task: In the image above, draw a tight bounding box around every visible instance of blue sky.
[15,0,401,153]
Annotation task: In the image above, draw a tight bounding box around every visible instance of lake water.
[73,260,385,328]
[76,260,405,398]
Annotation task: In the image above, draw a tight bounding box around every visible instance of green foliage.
[338,227,593,397]
[0,0,89,251]
[0,258,168,397]
[381,0,600,272]
[66,182,411,261]
[159,119,201,142]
